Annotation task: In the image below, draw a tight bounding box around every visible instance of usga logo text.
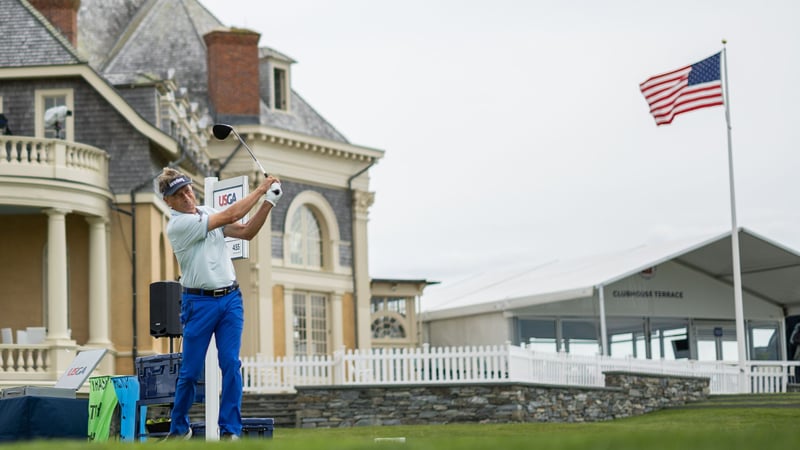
[218,192,237,206]
[67,366,87,376]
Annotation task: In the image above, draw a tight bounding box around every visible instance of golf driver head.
[212,123,234,140]
[211,123,269,177]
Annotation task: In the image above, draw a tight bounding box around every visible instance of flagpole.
[721,40,747,391]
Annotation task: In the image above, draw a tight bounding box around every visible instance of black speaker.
[150,281,182,337]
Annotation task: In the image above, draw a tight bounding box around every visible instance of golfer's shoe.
[220,433,240,441]
[161,427,192,441]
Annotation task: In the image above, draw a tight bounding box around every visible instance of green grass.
[3,393,799,450]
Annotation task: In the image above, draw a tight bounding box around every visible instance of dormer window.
[259,46,294,113]
[274,67,287,111]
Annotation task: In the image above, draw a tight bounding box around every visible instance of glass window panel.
[610,332,634,358]
[696,340,717,361]
[563,320,598,355]
[292,293,307,354]
[562,320,598,340]
[566,339,600,356]
[519,319,557,353]
[634,333,647,359]
[751,325,779,360]
[371,316,406,339]
[660,328,688,360]
[292,291,328,356]
[288,206,322,268]
[274,68,286,110]
[43,95,67,139]
[721,341,739,361]
[386,298,406,316]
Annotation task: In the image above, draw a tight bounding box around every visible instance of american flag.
[639,52,724,126]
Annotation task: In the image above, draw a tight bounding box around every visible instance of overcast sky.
[202,0,800,286]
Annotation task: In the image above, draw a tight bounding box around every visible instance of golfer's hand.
[265,182,283,206]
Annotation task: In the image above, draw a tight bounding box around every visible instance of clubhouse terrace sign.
[611,266,683,298]
[611,289,684,299]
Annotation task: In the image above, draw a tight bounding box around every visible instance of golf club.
[212,123,281,197]
[212,123,268,177]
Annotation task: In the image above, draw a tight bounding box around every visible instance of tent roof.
[421,228,800,320]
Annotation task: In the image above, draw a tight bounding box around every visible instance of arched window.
[371,316,406,339]
[289,205,322,268]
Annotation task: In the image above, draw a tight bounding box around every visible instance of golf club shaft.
[230,129,268,177]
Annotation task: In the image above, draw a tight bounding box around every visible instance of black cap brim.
[163,177,192,196]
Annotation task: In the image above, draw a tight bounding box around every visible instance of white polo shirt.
[167,205,235,290]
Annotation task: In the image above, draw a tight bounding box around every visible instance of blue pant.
[169,289,244,436]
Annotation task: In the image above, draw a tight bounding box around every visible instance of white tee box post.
[203,176,249,441]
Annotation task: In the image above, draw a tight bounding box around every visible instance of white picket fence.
[240,343,800,395]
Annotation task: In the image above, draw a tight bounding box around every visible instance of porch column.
[45,208,72,342]
[257,214,275,357]
[352,190,375,350]
[86,217,112,345]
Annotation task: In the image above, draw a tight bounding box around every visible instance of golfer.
[156,167,282,440]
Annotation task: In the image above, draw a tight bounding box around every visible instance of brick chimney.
[204,29,261,124]
[29,0,81,48]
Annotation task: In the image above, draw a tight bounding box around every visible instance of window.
[561,320,599,355]
[519,319,558,352]
[371,297,407,316]
[517,318,599,355]
[35,89,73,140]
[370,297,409,340]
[273,67,287,111]
[283,190,341,270]
[694,322,738,361]
[43,96,67,139]
[292,291,328,356]
[371,316,406,339]
[0,96,9,135]
[288,205,322,268]
[749,322,780,360]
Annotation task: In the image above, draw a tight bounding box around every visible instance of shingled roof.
[0,0,83,67]
[76,0,349,144]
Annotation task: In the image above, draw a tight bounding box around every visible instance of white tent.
[420,228,800,360]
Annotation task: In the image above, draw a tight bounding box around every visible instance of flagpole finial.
[722,38,727,45]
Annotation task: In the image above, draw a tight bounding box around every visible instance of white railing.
[242,343,800,395]
[0,136,109,188]
[340,344,510,384]
[0,344,53,385]
[242,354,335,392]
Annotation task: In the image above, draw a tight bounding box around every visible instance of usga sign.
[208,176,250,260]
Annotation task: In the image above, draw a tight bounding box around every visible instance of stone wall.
[226,371,709,428]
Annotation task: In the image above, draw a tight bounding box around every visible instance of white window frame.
[287,289,329,357]
[35,89,74,140]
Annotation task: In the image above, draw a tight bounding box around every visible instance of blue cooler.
[135,353,204,403]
